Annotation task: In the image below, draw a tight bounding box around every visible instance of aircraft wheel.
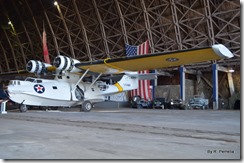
[19,104,28,112]
[81,101,92,112]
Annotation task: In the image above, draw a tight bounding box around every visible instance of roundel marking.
[166,58,179,62]
[34,84,45,94]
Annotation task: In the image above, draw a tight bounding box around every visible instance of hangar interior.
[0,0,240,109]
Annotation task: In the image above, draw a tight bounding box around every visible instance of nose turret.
[7,80,19,94]
[7,80,29,94]
[8,80,20,86]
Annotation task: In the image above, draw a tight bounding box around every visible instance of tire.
[81,101,92,112]
[179,104,185,110]
[187,105,192,110]
[19,104,28,112]
[137,104,143,109]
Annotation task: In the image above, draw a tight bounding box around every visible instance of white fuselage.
[8,78,77,107]
[7,72,138,107]
[7,79,102,107]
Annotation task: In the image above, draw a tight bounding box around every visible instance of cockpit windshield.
[25,77,42,83]
[25,77,35,82]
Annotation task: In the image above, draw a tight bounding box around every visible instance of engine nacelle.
[26,60,52,74]
[53,55,81,73]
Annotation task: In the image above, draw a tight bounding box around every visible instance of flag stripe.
[126,40,152,101]
[43,29,51,64]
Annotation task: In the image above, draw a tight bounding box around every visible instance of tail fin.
[117,72,157,91]
[117,72,138,91]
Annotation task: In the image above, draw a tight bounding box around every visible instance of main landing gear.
[81,101,93,112]
[19,104,29,112]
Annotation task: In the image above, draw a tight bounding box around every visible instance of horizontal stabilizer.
[125,72,158,80]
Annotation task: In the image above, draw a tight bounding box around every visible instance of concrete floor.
[0,107,240,159]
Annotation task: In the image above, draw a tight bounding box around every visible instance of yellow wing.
[75,44,233,74]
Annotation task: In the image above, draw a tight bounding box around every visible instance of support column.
[180,66,185,103]
[212,64,218,110]
[196,71,201,95]
[150,70,156,100]
[227,72,235,97]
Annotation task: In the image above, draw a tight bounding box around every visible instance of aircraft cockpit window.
[25,78,35,82]
[36,80,42,83]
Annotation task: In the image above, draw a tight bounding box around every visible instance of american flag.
[126,40,152,101]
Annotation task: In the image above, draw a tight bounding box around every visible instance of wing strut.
[86,73,103,92]
[71,69,90,92]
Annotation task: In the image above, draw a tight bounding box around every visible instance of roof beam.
[114,0,129,44]
[170,0,182,49]
[140,0,155,53]
[3,29,19,71]
[0,42,10,72]
[203,0,215,44]
[55,2,75,58]
[92,0,110,58]
[11,0,28,66]
[72,0,92,61]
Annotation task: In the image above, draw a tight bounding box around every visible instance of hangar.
[0,0,241,159]
[0,0,240,109]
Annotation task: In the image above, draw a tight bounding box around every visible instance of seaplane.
[6,44,233,112]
